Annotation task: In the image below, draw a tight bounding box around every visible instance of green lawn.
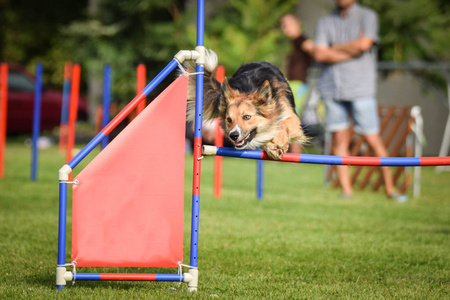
[0,140,449,299]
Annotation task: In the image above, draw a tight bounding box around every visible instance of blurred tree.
[359,0,450,62]
[359,0,450,90]
[60,0,192,105]
[203,0,297,75]
[0,0,88,84]
[1,0,448,109]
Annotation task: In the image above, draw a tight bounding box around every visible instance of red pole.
[136,64,146,115]
[213,65,225,198]
[66,63,81,164]
[0,63,8,179]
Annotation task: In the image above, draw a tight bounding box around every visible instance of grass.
[0,138,449,299]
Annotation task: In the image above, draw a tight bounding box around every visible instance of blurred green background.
[1,0,448,101]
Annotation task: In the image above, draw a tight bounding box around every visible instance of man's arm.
[331,35,374,57]
[302,40,352,64]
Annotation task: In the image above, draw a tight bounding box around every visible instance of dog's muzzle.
[229,130,239,142]
[231,129,257,149]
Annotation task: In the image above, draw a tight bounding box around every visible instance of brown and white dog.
[185,50,306,159]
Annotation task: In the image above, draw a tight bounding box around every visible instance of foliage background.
[0,0,449,106]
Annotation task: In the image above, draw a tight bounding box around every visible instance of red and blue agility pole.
[0,63,8,179]
[31,63,43,181]
[188,1,205,286]
[202,145,450,166]
[101,64,111,150]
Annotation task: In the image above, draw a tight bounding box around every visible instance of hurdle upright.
[56,0,206,291]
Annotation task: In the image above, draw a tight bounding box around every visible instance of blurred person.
[281,14,313,153]
[304,0,406,201]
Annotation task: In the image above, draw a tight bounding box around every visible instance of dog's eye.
[243,115,251,121]
[226,117,232,123]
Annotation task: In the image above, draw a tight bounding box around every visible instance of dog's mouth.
[233,129,257,149]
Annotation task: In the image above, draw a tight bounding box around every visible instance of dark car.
[4,63,88,135]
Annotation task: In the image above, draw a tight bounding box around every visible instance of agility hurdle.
[56,0,206,291]
[202,145,450,167]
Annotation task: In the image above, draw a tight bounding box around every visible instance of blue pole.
[101,65,111,150]
[257,160,263,200]
[57,182,67,289]
[60,72,71,129]
[142,60,178,96]
[31,63,43,181]
[196,0,205,47]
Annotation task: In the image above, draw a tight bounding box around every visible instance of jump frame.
[56,0,207,291]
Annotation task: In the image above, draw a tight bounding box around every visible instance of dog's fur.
[185,50,307,159]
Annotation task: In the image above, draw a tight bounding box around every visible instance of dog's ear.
[255,80,272,104]
[221,78,233,102]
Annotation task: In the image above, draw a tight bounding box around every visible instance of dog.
[185,50,307,160]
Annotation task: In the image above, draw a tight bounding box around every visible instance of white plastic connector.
[187,268,198,292]
[202,145,218,156]
[58,164,73,181]
[183,272,194,283]
[56,267,72,286]
[174,50,201,65]
[195,46,206,66]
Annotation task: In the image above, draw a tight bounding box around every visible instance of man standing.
[308,0,406,201]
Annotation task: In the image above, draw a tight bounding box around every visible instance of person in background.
[280,14,313,153]
[303,0,407,201]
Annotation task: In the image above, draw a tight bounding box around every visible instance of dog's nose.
[229,131,239,141]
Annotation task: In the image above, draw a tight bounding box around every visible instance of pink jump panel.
[72,75,188,267]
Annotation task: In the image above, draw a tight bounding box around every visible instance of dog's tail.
[182,49,222,121]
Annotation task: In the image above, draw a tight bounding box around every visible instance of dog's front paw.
[263,142,284,160]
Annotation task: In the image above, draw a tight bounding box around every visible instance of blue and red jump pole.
[190,0,205,269]
[202,146,450,167]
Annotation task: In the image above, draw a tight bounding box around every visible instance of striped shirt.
[315,3,379,100]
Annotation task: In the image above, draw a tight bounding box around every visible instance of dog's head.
[218,79,280,150]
